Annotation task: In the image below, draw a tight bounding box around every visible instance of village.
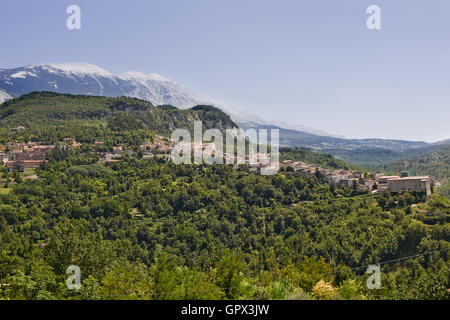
[0,136,433,196]
[280,160,433,196]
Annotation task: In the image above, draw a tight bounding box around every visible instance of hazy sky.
[1,0,449,142]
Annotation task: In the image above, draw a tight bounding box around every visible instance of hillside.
[0,152,448,300]
[0,63,335,137]
[323,144,443,166]
[0,92,236,145]
[0,92,448,300]
[0,63,439,167]
[279,147,355,171]
[0,92,362,173]
[241,124,432,166]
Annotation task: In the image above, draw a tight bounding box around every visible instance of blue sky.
[1,0,449,142]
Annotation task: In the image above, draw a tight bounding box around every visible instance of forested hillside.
[0,92,448,300]
[323,145,443,166]
[0,92,236,146]
[0,150,448,300]
[279,147,355,171]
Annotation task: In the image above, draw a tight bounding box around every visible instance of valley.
[0,92,448,300]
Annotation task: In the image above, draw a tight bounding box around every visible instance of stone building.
[387,176,432,196]
[6,160,46,172]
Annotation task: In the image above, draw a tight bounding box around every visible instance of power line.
[102,247,449,297]
[328,247,450,275]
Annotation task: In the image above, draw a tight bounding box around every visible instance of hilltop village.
[280,160,432,196]
[0,136,433,196]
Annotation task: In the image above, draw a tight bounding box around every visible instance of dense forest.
[0,93,448,300]
[0,152,448,300]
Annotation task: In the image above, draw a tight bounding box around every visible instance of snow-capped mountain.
[0,62,336,137]
[116,71,213,108]
[0,62,437,165]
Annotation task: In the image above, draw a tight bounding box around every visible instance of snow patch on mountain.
[0,89,12,103]
[118,71,172,83]
[11,71,38,79]
[28,63,113,78]
[118,71,213,108]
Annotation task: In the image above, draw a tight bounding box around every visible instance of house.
[32,145,54,153]
[9,144,54,161]
[377,176,400,184]
[64,138,81,148]
[13,151,47,161]
[351,171,364,179]
[364,180,375,190]
[104,159,121,164]
[113,146,123,154]
[6,160,46,172]
[387,176,432,196]
[94,141,104,146]
[340,178,359,188]
[12,126,26,131]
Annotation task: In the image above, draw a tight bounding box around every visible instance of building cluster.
[280,160,432,196]
[169,140,274,170]
[0,137,433,196]
[281,160,368,188]
[99,145,123,163]
[63,138,81,148]
[1,142,54,171]
[140,136,175,156]
[1,138,125,170]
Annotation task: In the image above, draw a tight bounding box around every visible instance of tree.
[44,219,115,280]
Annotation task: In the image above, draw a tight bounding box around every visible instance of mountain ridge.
[0,62,337,137]
[0,62,445,166]
[0,91,237,144]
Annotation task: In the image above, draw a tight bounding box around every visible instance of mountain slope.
[0,63,439,165]
[0,91,236,144]
[0,63,336,137]
[0,89,12,102]
[241,124,431,165]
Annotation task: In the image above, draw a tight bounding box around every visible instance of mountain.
[0,91,236,144]
[0,63,441,165]
[0,63,337,136]
[237,124,431,165]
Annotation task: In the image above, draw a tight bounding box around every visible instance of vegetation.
[279,147,355,171]
[323,146,443,166]
[0,93,448,300]
[0,92,237,147]
[0,150,448,300]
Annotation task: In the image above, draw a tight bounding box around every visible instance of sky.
[1,0,449,142]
